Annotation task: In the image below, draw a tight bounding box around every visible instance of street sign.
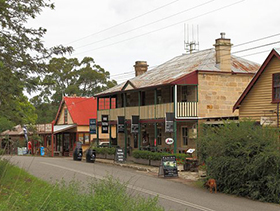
[89,118,97,134]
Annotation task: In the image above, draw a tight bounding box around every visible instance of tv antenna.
[184,24,199,54]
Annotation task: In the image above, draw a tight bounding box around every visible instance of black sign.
[159,156,178,177]
[165,112,174,133]
[117,116,125,133]
[102,115,109,133]
[115,148,125,163]
[89,118,97,134]
[131,115,139,134]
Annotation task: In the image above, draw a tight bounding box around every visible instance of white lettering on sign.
[165,138,174,145]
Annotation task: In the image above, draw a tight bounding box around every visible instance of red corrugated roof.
[64,96,97,125]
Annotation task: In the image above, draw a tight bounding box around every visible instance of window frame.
[182,127,188,145]
[272,73,280,103]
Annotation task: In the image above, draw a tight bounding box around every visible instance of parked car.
[98,141,109,148]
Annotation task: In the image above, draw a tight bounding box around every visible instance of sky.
[28,0,280,84]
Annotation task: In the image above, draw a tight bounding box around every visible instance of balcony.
[98,101,197,121]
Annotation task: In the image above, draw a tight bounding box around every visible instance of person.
[28,141,32,154]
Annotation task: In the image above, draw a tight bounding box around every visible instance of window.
[182,127,188,145]
[78,133,90,144]
[182,86,188,102]
[64,109,68,124]
[273,73,280,102]
[157,128,162,145]
[156,89,162,104]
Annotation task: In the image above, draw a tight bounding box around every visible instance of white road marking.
[41,162,216,211]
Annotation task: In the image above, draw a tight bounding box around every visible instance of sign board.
[158,156,178,177]
[117,116,125,133]
[165,112,174,133]
[102,115,109,133]
[131,115,139,133]
[115,148,125,163]
[260,117,277,126]
[17,147,23,156]
[165,138,174,145]
[187,148,195,154]
[89,118,97,134]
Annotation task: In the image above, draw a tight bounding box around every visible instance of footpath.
[95,158,200,182]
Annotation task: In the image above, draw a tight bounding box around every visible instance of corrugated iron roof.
[97,48,260,96]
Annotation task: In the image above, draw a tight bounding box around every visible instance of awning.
[54,124,77,134]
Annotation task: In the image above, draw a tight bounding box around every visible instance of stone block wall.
[198,72,253,118]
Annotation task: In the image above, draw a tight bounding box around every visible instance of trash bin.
[73,147,83,161]
[40,147,44,156]
[86,149,96,163]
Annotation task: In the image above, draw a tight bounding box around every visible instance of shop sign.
[115,148,125,163]
[131,115,139,133]
[165,112,174,132]
[89,118,97,134]
[102,115,109,133]
[165,138,174,145]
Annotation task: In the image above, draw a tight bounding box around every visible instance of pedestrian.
[28,141,32,154]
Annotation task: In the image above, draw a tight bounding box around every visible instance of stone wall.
[198,72,253,118]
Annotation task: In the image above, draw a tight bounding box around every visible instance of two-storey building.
[95,33,260,156]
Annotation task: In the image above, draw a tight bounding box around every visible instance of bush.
[197,120,280,203]
[93,147,116,155]
[132,150,190,163]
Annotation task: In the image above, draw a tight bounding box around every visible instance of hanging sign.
[165,138,174,145]
[89,118,97,134]
[165,112,174,133]
[131,115,139,134]
[117,116,125,133]
[102,115,109,133]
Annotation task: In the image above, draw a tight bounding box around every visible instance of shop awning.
[54,124,77,134]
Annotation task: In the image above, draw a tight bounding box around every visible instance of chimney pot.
[220,32,225,39]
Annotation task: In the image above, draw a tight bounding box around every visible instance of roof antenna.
[184,24,199,54]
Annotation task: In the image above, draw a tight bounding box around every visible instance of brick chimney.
[134,61,148,77]
[213,32,233,72]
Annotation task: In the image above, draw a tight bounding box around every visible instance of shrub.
[197,120,280,203]
[132,150,190,163]
[93,147,116,155]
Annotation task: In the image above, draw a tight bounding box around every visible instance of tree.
[31,57,117,123]
[0,0,72,128]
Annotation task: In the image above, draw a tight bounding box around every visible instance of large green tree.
[31,57,117,123]
[0,0,72,131]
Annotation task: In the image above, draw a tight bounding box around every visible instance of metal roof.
[97,48,260,96]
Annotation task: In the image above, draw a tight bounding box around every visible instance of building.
[90,33,260,156]
[233,48,280,126]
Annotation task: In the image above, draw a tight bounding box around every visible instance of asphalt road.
[4,155,280,211]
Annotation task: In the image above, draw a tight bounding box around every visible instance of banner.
[165,112,174,133]
[89,118,97,134]
[131,115,139,134]
[117,116,125,133]
[102,115,109,133]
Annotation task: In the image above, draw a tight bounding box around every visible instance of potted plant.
[198,163,207,177]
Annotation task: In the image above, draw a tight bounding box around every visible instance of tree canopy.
[0,0,72,131]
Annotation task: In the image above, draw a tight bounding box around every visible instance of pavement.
[95,158,201,182]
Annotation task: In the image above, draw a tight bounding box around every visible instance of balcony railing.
[177,102,197,117]
[98,102,197,121]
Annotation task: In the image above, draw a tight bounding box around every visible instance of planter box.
[106,154,115,160]
[96,153,106,159]
[177,165,184,171]
[150,160,161,167]
[198,170,206,177]
[133,158,150,165]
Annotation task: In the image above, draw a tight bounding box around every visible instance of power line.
[66,0,180,45]
[74,0,215,50]
[73,0,245,56]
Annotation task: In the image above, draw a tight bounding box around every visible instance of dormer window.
[273,73,280,102]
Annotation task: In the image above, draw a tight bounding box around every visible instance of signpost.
[89,118,97,134]
[115,148,125,163]
[158,156,178,178]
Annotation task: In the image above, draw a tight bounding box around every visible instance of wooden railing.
[98,102,197,120]
[177,102,197,117]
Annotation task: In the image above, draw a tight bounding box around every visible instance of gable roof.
[54,96,97,125]
[96,48,259,97]
[233,48,280,111]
